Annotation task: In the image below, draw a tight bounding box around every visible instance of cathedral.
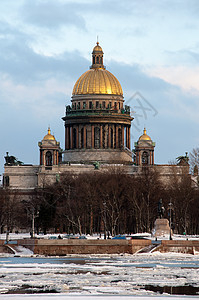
[3,42,189,194]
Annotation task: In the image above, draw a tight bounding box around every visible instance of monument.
[152,199,172,238]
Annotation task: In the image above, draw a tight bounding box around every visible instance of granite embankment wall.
[1,239,199,255]
[31,239,151,255]
[155,240,199,254]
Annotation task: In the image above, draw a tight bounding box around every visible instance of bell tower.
[91,42,105,69]
[38,128,62,168]
[134,128,155,165]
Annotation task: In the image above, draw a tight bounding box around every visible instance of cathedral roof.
[138,128,152,141]
[72,42,123,96]
[43,128,55,141]
[72,69,123,96]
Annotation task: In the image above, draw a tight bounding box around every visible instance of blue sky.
[1,0,199,174]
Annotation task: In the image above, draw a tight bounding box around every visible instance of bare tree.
[189,147,199,175]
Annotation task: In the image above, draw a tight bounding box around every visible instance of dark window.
[4,176,9,187]
[96,56,99,63]
[94,127,100,148]
[74,103,76,110]
[81,128,84,148]
[73,128,77,149]
[118,128,122,147]
[83,102,86,109]
[119,102,120,109]
[96,101,99,108]
[93,56,95,64]
[111,128,113,148]
[103,101,106,108]
[46,151,52,166]
[114,102,117,110]
[78,102,80,109]
[142,151,149,165]
[89,102,92,109]
[109,102,112,108]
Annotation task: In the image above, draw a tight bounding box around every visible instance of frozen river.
[0,252,199,298]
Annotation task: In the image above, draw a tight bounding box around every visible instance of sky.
[1,0,199,175]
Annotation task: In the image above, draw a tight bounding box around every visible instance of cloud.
[146,65,199,92]
[20,0,86,30]
[0,21,89,84]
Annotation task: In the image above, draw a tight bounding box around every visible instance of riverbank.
[1,238,199,255]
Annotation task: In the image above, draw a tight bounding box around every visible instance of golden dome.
[43,128,55,141]
[93,42,103,52]
[139,128,151,141]
[72,42,123,96]
[73,69,123,96]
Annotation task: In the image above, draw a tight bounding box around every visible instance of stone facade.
[3,163,189,192]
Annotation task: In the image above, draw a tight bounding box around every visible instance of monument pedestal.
[152,218,172,237]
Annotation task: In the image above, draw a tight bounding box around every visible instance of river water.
[0,253,199,296]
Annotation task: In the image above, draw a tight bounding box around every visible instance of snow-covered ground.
[1,232,199,241]
[0,252,198,297]
[0,295,198,300]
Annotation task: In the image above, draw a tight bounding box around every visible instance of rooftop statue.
[4,152,23,166]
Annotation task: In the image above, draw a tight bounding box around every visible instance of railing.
[65,106,131,116]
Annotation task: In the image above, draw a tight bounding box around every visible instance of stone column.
[125,126,128,148]
[104,124,108,148]
[128,126,131,149]
[87,124,92,148]
[66,126,69,150]
[70,126,73,149]
[83,126,86,148]
[56,151,58,165]
[76,125,79,149]
[108,125,111,148]
[53,151,55,165]
[115,125,118,148]
[42,151,45,166]
[122,125,124,147]
[100,124,103,148]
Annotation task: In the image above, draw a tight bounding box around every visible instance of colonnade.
[65,124,131,150]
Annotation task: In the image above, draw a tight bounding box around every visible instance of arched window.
[46,151,52,166]
[118,128,122,148]
[111,128,113,148]
[73,128,76,149]
[142,151,149,165]
[94,127,100,148]
[81,128,84,148]
[96,56,99,63]
[93,56,95,64]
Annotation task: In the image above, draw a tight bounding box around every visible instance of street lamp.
[168,201,173,240]
[103,201,107,240]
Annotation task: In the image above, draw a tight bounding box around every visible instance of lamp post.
[168,201,173,240]
[103,201,107,240]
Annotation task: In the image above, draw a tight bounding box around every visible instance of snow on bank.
[0,294,198,299]
[0,232,199,241]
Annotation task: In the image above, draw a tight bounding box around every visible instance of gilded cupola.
[72,42,123,96]
[138,128,152,141]
[43,127,55,141]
